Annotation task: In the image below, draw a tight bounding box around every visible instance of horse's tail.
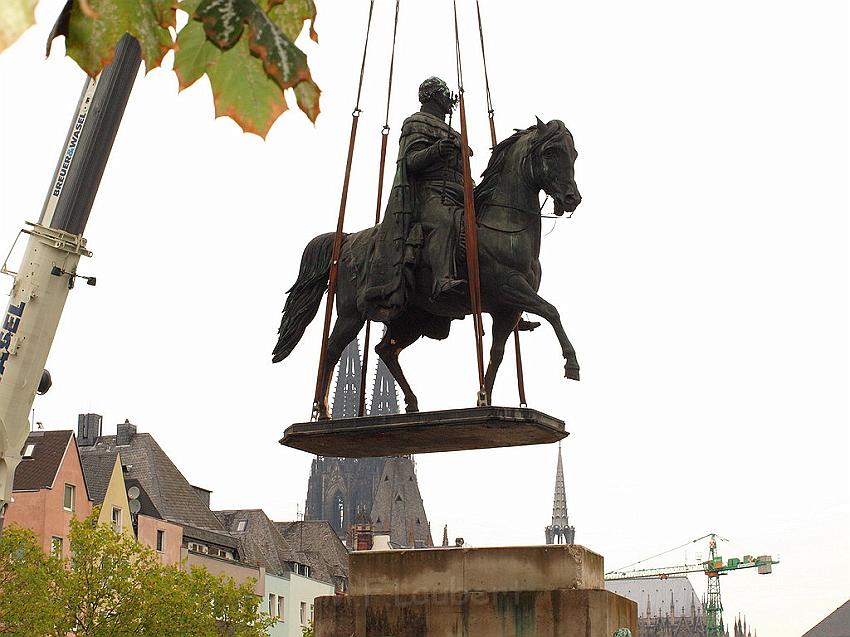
[272,232,338,363]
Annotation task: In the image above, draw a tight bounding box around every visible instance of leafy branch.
[2,0,320,137]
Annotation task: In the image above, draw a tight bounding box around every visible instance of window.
[236,519,247,531]
[22,443,35,458]
[310,604,314,622]
[51,536,63,556]
[277,596,285,620]
[156,529,164,551]
[300,601,307,625]
[268,594,276,617]
[111,507,122,532]
[63,484,75,511]
[188,542,209,554]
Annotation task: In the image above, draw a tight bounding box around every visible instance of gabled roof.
[275,520,349,581]
[216,509,304,577]
[13,430,77,492]
[802,600,850,637]
[78,433,224,533]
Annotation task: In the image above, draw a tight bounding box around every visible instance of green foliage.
[62,0,177,76]
[176,0,320,136]
[302,620,315,637]
[0,511,274,636]
[1,0,320,137]
[0,525,65,635]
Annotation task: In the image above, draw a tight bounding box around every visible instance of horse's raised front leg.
[501,277,580,380]
[376,320,423,413]
[316,314,365,419]
[484,310,522,404]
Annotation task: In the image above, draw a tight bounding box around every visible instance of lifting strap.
[358,0,401,417]
[312,0,375,420]
[454,0,487,406]
[475,0,528,407]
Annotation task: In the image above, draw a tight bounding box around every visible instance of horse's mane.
[474,120,566,209]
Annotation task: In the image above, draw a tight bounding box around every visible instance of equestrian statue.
[273,77,582,420]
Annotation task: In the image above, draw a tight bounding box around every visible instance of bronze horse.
[274,118,581,419]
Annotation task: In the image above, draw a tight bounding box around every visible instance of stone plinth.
[314,546,637,637]
[350,545,603,596]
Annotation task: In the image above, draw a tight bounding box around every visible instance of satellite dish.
[129,499,141,514]
[127,486,140,500]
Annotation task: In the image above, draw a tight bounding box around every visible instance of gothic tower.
[304,336,432,547]
[545,443,575,544]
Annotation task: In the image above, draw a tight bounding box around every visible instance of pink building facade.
[5,430,92,558]
[137,513,183,566]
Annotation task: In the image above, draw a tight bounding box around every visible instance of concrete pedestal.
[314,545,637,637]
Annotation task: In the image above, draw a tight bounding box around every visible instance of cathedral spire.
[545,443,575,544]
[332,339,362,419]
[370,353,400,415]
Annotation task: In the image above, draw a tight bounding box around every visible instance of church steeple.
[331,339,362,419]
[545,443,575,544]
[306,336,431,547]
[370,357,400,415]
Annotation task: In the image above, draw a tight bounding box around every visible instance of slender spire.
[332,339,363,419]
[442,524,449,547]
[545,443,575,544]
[370,357,400,415]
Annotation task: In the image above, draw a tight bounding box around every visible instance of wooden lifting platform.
[280,406,567,457]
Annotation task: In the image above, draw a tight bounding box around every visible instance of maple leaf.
[48,0,176,74]
[175,0,319,137]
[0,0,38,53]
[267,0,317,43]
[17,0,320,137]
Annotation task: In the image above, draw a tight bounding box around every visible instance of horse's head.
[529,118,581,216]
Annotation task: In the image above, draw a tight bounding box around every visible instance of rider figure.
[402,76,471,302]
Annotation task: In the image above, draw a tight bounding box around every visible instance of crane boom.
[0,35,141,532]
[605,554,777,580]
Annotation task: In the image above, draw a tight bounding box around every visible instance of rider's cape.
[347,112,460,322]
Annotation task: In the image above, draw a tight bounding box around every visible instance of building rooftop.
[216,509,306,577]
[13,430,77,492]
[605,576,703,618]
[275,520,349,582]
[802,600,850,637]
[78,424,225,535]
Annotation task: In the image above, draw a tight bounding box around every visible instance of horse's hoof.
[406,404,420,413]
[565,366,580,381]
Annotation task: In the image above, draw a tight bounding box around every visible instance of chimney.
[77,413,102,447]
[116,419,136,446]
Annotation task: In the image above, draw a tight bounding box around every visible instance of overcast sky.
[1,1,847,634]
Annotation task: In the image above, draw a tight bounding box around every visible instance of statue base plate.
[280,406,567,456]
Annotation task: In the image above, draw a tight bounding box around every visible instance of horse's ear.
[535,116,546,132]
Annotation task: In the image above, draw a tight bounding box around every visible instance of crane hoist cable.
[358,0,401,417]
[453,0,487,406]
[474,0,528,407]
[311,0,375,419]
